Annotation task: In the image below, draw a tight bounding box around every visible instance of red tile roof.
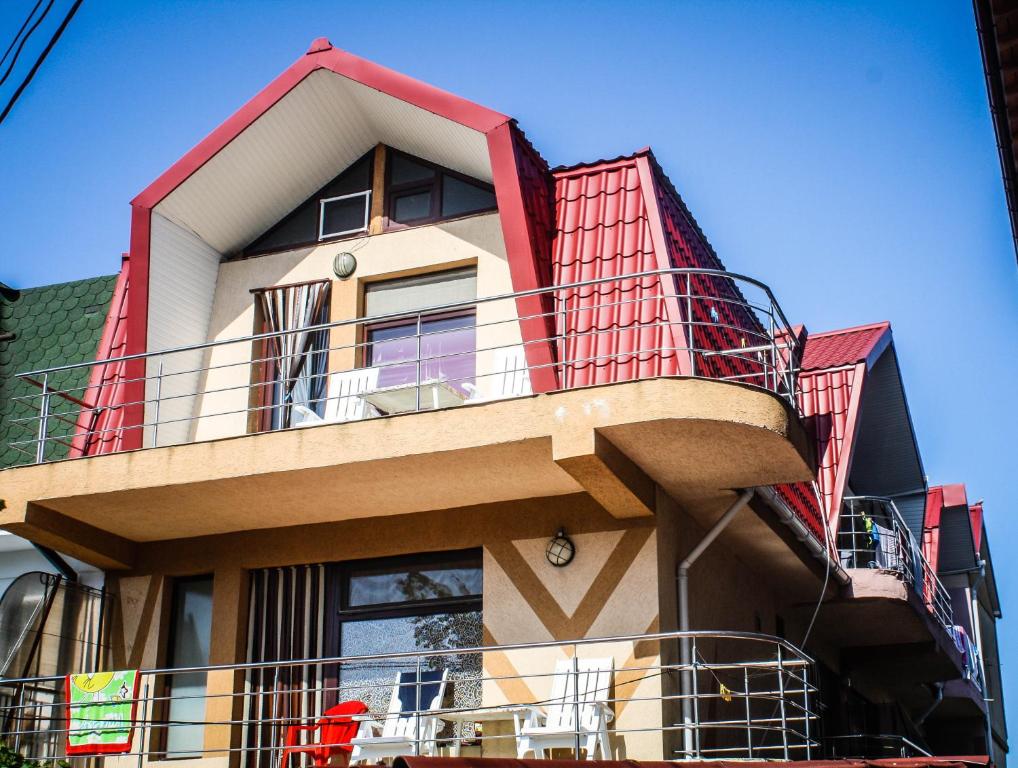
[800,321,890,371]
[72,254,131,457]
[776,323,891,537]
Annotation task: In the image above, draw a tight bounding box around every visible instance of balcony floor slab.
[0,378,813,567]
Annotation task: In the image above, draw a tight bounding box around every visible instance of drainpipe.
[938,559,993,753]
[677,488,755,758]
[915,682,944,726]
[968,561,994,758]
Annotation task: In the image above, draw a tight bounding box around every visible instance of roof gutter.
[755,485,850,585]
[974,0,1018,265]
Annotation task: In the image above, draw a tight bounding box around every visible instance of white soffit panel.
[146,213,222,446]
[155,69,494,257]
[336,76,492,183]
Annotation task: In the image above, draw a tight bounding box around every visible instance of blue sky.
[1,0,1016,734]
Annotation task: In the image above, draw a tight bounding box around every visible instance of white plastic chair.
[324,367,381,422]
[349,669,448,763]
[515,658,613,760]
[291,368,381,428]
[463,345,532,403]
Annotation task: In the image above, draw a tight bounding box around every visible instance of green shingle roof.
[0,275,117,468]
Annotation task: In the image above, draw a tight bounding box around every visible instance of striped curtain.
[244,565,330,768]
[256,282,331,428]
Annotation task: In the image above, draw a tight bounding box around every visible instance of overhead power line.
[0,0,55,88]
[0,0,46,70]
[0,0,83,127]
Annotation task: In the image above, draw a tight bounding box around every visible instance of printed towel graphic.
[65,670,141,755]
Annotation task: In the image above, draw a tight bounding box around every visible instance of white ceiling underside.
[154,68,495,255]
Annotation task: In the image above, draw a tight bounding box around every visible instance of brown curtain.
[243,564,329,768]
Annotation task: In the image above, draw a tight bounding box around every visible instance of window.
[244,151,374,255]
[386,150,496,226]
[441,175,496,217]
[330,551,482,714]
[319,190,371,239]
[363,269,477,405]
[164,576,213,758]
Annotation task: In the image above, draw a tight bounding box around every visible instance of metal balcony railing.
[838,496,955,636]
[0,630,817,764]
[5,268,801,466]
[823,734,931,759]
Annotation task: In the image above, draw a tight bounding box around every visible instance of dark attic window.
[241,147,497,257]
[244,151,374,256]
[386,149,496,227]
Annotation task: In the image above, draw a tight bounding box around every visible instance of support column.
[203,568,249,763]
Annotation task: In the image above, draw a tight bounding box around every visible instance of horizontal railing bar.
[9,291,788,409]
[0,628,813,685]
[10,344,786,452]
[14,268,794,378]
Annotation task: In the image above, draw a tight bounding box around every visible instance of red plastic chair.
[281,700,369,768]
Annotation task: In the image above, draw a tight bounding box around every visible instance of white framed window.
[319,190,371,240]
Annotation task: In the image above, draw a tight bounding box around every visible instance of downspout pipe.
[677,488,755,758]
[968,561,994,757]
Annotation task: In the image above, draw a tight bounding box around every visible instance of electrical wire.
[799,482,832,648]
[0,0,45,70]
[0,0,54,88]
[0,0,83,127]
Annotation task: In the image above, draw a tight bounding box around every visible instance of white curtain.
[257,281,330,428]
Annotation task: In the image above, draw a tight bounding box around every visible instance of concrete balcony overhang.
[0,377,813,570]
[804,568,970,693]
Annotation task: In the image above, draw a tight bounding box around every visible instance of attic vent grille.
[319,190,371,240]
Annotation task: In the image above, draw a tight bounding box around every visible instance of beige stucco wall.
[98,485,798,764]
[182,212,525,444]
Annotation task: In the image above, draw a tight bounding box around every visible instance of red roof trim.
[827,362,868,533]
[123,39,522,439]
[634,154,693,376]
[970,502,984,553]
[123,204,150,451]
[133,40,509,210]
[487,122,558,392]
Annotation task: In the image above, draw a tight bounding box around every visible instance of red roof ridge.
[132,41,510,209]
[551,148,653,176]
[800,321,891,372]
[807,320,891,339]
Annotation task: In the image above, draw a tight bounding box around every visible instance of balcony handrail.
[0,628,813,686]
[840,495,955,634]
[7,266,805,470]
[0,629,818,763]
[13,268,798,379]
